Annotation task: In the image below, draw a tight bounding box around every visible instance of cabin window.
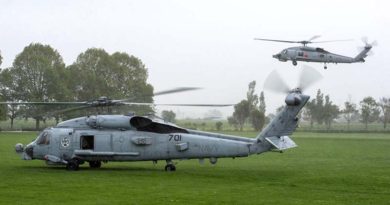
[37,131,50,145]
[80,135,94,150]
[298,52,304,57]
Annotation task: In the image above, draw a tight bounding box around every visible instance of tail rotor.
[264,65,322,94]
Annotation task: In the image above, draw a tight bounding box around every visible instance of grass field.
[0,131,389,205]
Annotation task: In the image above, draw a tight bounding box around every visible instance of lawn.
[0,131,389,205]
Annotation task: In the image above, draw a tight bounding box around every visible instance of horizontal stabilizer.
[265,136,297,151]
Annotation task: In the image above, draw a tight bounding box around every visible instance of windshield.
[36,131,51,145]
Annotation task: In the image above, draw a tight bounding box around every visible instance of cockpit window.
[283,50,287,54]
[37,131,50,145]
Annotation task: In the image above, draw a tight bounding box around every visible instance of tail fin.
[256,93,310,151]
[354,46,372,62]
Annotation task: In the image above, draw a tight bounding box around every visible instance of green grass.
[0,131,390,204]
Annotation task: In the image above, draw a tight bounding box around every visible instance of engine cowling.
[285,93,302,106]
[86,115,133,129]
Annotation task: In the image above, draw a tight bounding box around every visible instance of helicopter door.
[94,134,112,152]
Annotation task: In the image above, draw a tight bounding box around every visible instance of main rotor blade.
[307,35,321,42]
[254,38,299,44]
[153,87,201,96]
[361,36,368,44]
[0,101,86,105]
[121,102,233,107]
[263,70,290,94]
[312,39,353,43]
[45,105,93,117]
[116,87,202,103]
[298,65,323,92]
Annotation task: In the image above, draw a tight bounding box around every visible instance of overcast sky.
[0,0,389,118]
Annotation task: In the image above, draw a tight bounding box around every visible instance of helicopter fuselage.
[15,92,309,171]
[273,46,358,65]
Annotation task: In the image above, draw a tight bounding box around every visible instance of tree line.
[227,81,390,131]
[303,90,390,130]
[0,43,153,129]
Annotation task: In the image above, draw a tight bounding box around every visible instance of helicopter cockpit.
[35,131,51,145]
[273,49,288,61]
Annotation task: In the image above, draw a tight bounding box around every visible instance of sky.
[0,0,389,118]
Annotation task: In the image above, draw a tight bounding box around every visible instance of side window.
[298,52,304,57]
[37,132,50,145]
[80,135,94,150]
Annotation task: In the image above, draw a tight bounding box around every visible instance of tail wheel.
[89,161,102,168]
[66,159,80,171]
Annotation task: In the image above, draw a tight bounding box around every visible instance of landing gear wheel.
[165,164,176,171]
[324,66,327,69]
[292,61,297,66]
[66,159,79,171]
[89,161,102,168]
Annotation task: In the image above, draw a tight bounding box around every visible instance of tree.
[323,95,340,130]
[161,110,176,123]
[313,89,324,125]
[0,68,23,128]
[250,109,265,131]
[0,95,6,121]
[360,97,380,129]
[259,91,266,114]
[302,100,316,128]
[215,121,223,131]
[0,50,2,66]
[227,116,239,130]
[378,97,390,129]
[342,100,358,130]
[68,48,154,115]
[246,81,258,111]
[246,82,266,131]
[232,100,250,131]
[11,43,66,129]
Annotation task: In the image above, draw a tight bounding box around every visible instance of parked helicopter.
[255,36,377,69]
[13,66,321,171]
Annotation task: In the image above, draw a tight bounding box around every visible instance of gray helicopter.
[14,67,321,171]
[255,36,377,69]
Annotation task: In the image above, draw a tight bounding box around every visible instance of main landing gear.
[292,60,297,66]
[165,160,176,171]
[324,63,327,69]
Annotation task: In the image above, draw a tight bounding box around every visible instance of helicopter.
[254,36,377,69]
[13,66,321,171]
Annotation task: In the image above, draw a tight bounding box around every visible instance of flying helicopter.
[13,66,321,171]
[254,36,377,69]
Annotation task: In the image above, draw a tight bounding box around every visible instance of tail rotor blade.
[361,36,368,45]
[371,40,378,47]
[264,70,290,94]
[298,65,323,92]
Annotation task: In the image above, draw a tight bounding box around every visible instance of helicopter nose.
[273,54,281,59]
[23,144,34,160]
